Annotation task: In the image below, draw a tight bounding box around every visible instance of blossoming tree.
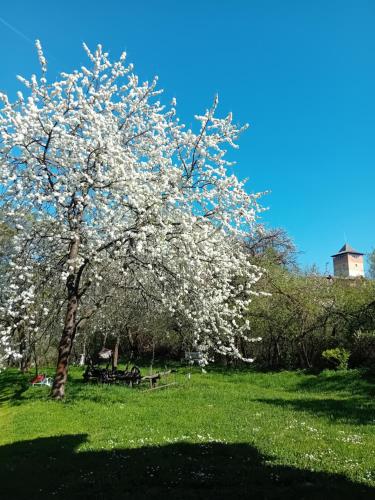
[0,42,263,398]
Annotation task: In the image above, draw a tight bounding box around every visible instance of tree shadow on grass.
[255,396,374,425]
[0,434,373,500]
[293,370,375,399]
[0,370,30,406]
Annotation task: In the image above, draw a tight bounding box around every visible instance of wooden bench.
[142,373,161,388]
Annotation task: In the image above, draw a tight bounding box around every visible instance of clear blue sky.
[0,0,374,272]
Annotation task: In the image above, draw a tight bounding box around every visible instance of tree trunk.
[51,290,79,399]
[79,333,87,366]
[33,344,39,376]
[20,355,31,373]
[19,328,31,373]
[112,335,120,370]
[52,237,81,399]
[20,344,31,373]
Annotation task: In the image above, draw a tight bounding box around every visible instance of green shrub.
[351,330,375,368]
[322,347,350,370]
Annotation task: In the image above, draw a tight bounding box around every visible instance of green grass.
[0,365,374,499]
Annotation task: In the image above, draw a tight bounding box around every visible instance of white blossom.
[0,41,265,367]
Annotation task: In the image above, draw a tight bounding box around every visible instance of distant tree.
[245,227,297,268]
[0,42,264,398]
[0,216,15,290]
[303,263,322,276]
[368,249,375,279]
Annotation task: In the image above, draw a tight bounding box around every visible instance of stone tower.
[331,243,364,278]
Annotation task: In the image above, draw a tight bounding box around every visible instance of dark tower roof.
[331,243,364,258]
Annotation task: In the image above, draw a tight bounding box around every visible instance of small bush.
[322,348,350,370]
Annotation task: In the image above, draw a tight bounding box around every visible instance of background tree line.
[246,249,375,370]
[2,217,374,372]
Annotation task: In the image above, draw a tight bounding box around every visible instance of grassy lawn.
[0,366,374,499]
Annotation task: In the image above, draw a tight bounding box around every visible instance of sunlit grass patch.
[0,367,374,498]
